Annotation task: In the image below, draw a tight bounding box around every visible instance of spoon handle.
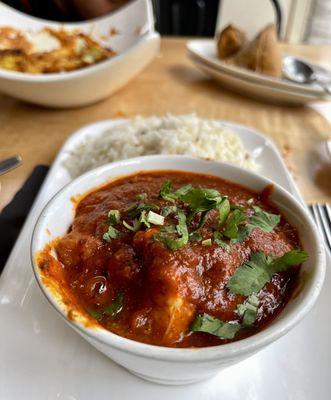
[316,80,331,95]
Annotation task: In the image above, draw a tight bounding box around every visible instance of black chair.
[152,0,282,38]
[152,0,220,37]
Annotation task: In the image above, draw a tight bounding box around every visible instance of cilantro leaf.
[174,184,193,197]
[223,209,246,239]
[154,210,188,250]
[231,225,250,244]
[189,231,202,242]
[190,313,241,339]
[179,188,222,213]
[248,206,280,233]
[227,252,270,296]
[213,231,230,251]
[269,250,309,275]
[227,250,308,296]
[159,180,177,202]
[160,224,177,234]
[195,210,210,230]
[217,198,230,226]
[236,294,259,327]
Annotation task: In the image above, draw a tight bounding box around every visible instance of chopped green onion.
[136,193,147,201]
[103,225,118,242]
[88,292,124,320]
[123,219,141,232]
[107,209,120,225]
[139,210,150,228]
[202,238,212,246]
[87,308,103,320]
[103,293,124,317]
[147,211,165,226]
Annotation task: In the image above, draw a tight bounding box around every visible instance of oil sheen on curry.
[41,171,308,348]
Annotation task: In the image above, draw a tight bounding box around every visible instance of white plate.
[187,39,331,95]
[187,39,331,103]
[0,0,160,108]
[0,119,330,399]
[189,55,322,106]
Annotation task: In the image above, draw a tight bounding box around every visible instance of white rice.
[63,114,260,178]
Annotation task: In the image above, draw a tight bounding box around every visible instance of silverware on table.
[283,56,331,94]
[0,155,22,176]
[308,203,331,254]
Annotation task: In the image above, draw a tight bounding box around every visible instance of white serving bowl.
[31,155,326,385]
[0,0,160,108]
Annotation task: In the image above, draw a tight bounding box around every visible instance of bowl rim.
[0,31,159,82]
[0,0,138,27]
[31,155,326,362]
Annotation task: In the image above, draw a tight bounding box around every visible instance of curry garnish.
[55,173,308,347]
[236,294,260,327]
[227,250,308,296]
[88,293,124,321]
[190,313,241,340]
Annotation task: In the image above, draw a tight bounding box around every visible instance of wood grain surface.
[0,38,330,211]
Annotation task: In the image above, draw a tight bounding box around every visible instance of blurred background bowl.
[0,0,160,108]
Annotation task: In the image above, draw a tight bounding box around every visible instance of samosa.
[217,24,247,59]
[229,24,282,78]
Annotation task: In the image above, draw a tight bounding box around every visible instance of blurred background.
[2,0,331,44]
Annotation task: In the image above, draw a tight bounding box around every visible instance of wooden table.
[0,38,330,211]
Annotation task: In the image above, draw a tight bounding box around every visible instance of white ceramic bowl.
[31,155,326,385]
[0,0,160,108]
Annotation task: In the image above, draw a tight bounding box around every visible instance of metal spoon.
[283,56,331,94]
[0,155,22,176]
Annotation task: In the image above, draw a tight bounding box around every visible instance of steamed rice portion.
[63,114,260,178]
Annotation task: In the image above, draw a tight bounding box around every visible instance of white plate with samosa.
[187,24,331,104]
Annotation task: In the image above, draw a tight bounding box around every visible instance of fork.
[308,204,331,254]
[0,155,22,176]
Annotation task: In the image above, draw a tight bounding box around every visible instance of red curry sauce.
[47,171,303,347]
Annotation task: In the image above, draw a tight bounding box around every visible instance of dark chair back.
[152,0,282,38]
[152,0,220,36]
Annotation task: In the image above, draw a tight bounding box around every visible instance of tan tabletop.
[0,38,331,211]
